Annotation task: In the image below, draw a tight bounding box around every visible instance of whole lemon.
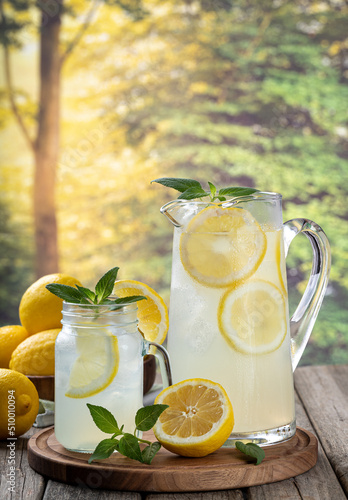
[9,329,60,376]
[0,325,29,368]
[19,273,82,335]
[0,368,40,439]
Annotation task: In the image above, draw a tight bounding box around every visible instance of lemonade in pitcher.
[167,204,294,442]
[155,178,330,445]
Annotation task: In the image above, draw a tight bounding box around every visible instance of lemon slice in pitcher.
[65,332,119,398]
[218,279,287,354]
[180,206,266,287]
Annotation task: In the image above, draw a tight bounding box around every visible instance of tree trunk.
[33,1,62,278]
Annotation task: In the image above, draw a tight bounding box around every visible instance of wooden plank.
[0,427,46,500]
[292,388,346,499]
[240,365,348,500]
[145,491,244,500]
[294,365,348,496]
[245,391,340,500]
[43,480,141,499]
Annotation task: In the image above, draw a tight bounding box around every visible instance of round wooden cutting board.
[27,427,318,492]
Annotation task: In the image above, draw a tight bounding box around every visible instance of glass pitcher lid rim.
[160,191,281,211]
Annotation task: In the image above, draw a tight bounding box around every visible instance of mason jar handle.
[283,219,331,370]
[144,341,172,388]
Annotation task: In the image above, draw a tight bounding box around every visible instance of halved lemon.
[180,206,266,287]
[65,331,119,398]
[113,280,169,344]
[218,279,287,354]
[153,378,234,457]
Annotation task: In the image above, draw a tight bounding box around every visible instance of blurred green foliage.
[1,0,347,365]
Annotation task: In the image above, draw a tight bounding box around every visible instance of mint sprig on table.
[151,178,259,202]
[87,403,169,465]
[87,403,265,465]
[45,266,146,309]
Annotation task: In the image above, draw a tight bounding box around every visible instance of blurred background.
[0,0,347,366]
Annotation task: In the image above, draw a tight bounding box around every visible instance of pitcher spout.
[160,199,202,227]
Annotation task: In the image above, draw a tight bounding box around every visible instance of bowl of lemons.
[0,273,82,402]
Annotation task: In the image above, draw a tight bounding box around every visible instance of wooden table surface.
[1,364,347,500]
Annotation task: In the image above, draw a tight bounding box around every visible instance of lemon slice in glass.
[180,206,266,287]
[113,280,169,345]
[65,331,119,398]
[218,279,287,354]
[153,378,234,457]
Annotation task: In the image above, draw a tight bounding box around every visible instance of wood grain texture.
[0,427,46,500]
[146,491,244,500]
[27,427,317,493]
[294,364,348,496]
[27,375,55,401]
[246,391,347,500]
[42,481,141,499]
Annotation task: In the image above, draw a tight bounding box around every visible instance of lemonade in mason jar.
[49,270,171,453]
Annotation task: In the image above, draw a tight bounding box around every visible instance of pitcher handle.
[144,341,172,388]
[283,219,331,370]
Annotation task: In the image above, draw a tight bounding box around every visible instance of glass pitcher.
[55,301,172,452]
[161,192,330,446]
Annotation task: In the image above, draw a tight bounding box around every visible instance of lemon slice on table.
[113,280,169,344]
[65,332,119,398]
[180,206,266,287]
[218,279,287,355]
[153,378,234,457]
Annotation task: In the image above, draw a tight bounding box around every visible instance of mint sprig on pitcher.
[151,177,259,202]
[46,266,146,308]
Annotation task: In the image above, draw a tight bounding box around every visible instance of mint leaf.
[142,441,161,464]
[87,404,119,434]
[152,177,259,202]
[118,433,143,462]
[75,285,96,303]
[177,186,209,200]
[95,267,119,303]
[45,283,84,304]
[208,181,217,199]
[135,404,169,432]
[46,267,148,309]
[114,296,147,305]
[218,187,259,197]
[104,295,147,311]
[235,441,265,465]
[151,177,203,193]
[87,403,166,465]
[88,438,118,463]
